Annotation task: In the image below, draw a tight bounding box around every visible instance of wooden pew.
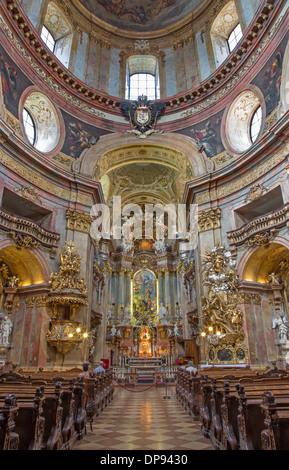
[0,382,63,450]
[0,387,45,451]
[260,391,289,450]
[209,376,289,450]
[0,368,115,447]
[0,394,19,450]
[0,380,77,450]
[235,382,289,450]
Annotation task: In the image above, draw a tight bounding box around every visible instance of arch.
[74,132,207,181]
[210,1,241,68]
[0,240,50,286]
[238,236,289,284]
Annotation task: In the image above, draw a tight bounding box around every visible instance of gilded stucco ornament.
[201,244,248,363]
[46,241,88,355]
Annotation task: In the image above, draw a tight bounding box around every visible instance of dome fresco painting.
[77,0,204,31]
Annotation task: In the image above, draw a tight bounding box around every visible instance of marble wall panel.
[108,49,121,97]
[164,48,177,97]
[73,32,89,83]
[195,31,211,82]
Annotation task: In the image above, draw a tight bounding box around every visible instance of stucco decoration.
[106,162,180,205]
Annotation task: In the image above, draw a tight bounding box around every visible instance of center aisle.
[72,384,214,451]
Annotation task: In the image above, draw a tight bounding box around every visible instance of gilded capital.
[198,207,221,232]
[66,210,93,233]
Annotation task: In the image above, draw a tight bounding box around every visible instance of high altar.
[104,239,195,368]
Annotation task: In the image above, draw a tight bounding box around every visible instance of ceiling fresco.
[77,0,204,32]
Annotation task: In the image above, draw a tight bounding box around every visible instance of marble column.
[164,271,171,312]
[158,273,164,306]
[125,272,131,308]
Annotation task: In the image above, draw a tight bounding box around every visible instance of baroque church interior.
[0,0,289,453]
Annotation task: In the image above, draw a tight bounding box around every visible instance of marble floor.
[72,384,214,451]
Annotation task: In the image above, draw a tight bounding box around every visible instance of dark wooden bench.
[260,391,289,450]
[0,394,19,450]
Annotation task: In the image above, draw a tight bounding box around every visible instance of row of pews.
[0,369,114,450]
[176,366,289,450]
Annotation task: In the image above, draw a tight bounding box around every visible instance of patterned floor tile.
[73,385,214,451]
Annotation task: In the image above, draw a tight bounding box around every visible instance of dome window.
[40,2,73,68]
[126,55,160,101]
[40,25,56,52]
[227,23,243,52]
[211,1,243,68]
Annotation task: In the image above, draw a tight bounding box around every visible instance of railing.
[0,208,60,249]
[227,204,289,247]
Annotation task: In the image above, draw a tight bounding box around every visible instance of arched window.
[41,2,73,68]
[22,108,36,145]
[125,56,160,100]
[211,1,243,68]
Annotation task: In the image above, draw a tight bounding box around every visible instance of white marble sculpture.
[121,304,132,325]
[158,303,170,325]
[272,311,289,343]
[0,315,13,346]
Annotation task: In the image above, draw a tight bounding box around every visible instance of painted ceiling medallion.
[120,95,165,138]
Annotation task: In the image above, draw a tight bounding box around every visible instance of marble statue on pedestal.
[121,304,132,326]
[272,311,289,343]
[0,314,13,346]
[158,303,170,325]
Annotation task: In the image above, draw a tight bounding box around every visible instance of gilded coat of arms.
[120,95,165,138]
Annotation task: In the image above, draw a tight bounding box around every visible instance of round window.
[20,90,63,154]
[224,90,264,153]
